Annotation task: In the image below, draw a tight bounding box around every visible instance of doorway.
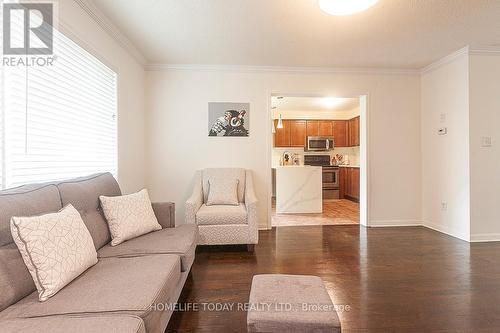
[267,94,369,228]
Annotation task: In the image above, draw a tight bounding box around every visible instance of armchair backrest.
[202,168,246,203]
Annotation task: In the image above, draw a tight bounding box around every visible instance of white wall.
[469,52,500,241]
[58,1,146,193]
[145,69,421,228]
[421,50,470,241]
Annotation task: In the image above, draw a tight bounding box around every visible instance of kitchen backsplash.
[272,147,360,167]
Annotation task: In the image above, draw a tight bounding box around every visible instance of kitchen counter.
[338,165,360,168]
[275,165,322,214]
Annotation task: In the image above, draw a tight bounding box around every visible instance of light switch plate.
[440,113,446,123]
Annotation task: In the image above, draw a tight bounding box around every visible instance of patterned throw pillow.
[99,189,161,246]
[206,178,239,206]
[10,204,98,302]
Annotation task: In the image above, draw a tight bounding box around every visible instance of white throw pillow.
[99,189,161,246]
[206,178,239,206]
[10,204,98,302]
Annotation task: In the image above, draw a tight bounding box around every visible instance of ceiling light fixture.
[319,97,348,109]
[318,0,378,16]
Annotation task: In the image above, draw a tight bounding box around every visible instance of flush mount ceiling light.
[318,97,349,109]
[318,0,378,16]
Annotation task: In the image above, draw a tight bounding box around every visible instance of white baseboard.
[470,233,500,242]
[422,220,469,242]
[368,219,422,227]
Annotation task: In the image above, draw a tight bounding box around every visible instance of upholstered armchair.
[185,168,258,251]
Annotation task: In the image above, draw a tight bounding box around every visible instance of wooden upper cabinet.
[348,116,360,147]
[273,118,357,148]
[355,116,360,146]
[333,120,348,147]
[318,121,333,136]
[306,120,319,137]
[290,120,306,147]
[273,119,291,147]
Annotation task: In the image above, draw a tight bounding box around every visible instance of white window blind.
[1,17,117,189]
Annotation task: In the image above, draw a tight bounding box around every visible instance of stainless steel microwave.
[306,136,334,151]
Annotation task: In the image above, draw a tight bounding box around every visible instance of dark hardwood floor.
[166,226,500,332]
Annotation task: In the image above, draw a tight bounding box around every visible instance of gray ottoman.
[247,274,341,333]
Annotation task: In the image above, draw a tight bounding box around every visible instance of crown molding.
[145,63,420,75]
[73,0,147,67]
[469,48,500,56]
[420,46,470,75]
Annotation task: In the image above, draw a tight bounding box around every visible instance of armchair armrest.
[186,170,203,224]
[245,170,259,244]
[152,202,175,228]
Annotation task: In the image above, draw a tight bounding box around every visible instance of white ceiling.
[92,0,500,69]
[272,96,359,111]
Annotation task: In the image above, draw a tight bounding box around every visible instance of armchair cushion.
[202,168,245,203]
[196,204,247,226]
[206,179,239,206]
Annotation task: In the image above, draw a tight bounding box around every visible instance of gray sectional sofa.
[0,173,197,333]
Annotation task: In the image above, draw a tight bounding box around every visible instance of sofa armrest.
[245,170,259,244]
[186,170,203,224]
[152,202,175,228]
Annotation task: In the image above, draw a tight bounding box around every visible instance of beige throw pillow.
[206,179,239,206]
[10,204,98,302]
[99,189,161,246]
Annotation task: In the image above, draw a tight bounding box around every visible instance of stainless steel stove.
[304,155,339,199]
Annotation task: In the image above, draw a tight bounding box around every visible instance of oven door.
[322,167,339,189]
[307,136,334,151]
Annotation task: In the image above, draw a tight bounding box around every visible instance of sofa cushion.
[0,183,62,311]
[98,224,197,272]
[0,255,181,333]
[1,315,146,333]
[11,204,98,301]
[0,244,36,312]
[57,173,121,250]
[202,168,245,203]
[0,184,62,247]
[196,204,247,226]
[100,189,161,246]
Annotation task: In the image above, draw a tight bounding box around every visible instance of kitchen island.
[275,165,322,213]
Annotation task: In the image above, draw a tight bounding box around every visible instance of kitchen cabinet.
[348,116,360,147]
[290,120,306,147]
[274,119,291,147]
[273,118,358,148]
[318,121,333,136]
[306,120,319,137]
[341,167,359,202]
[339,167,347,199]
[307,120,334,137]
[349,168,360,201]
[333,120,348,147]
